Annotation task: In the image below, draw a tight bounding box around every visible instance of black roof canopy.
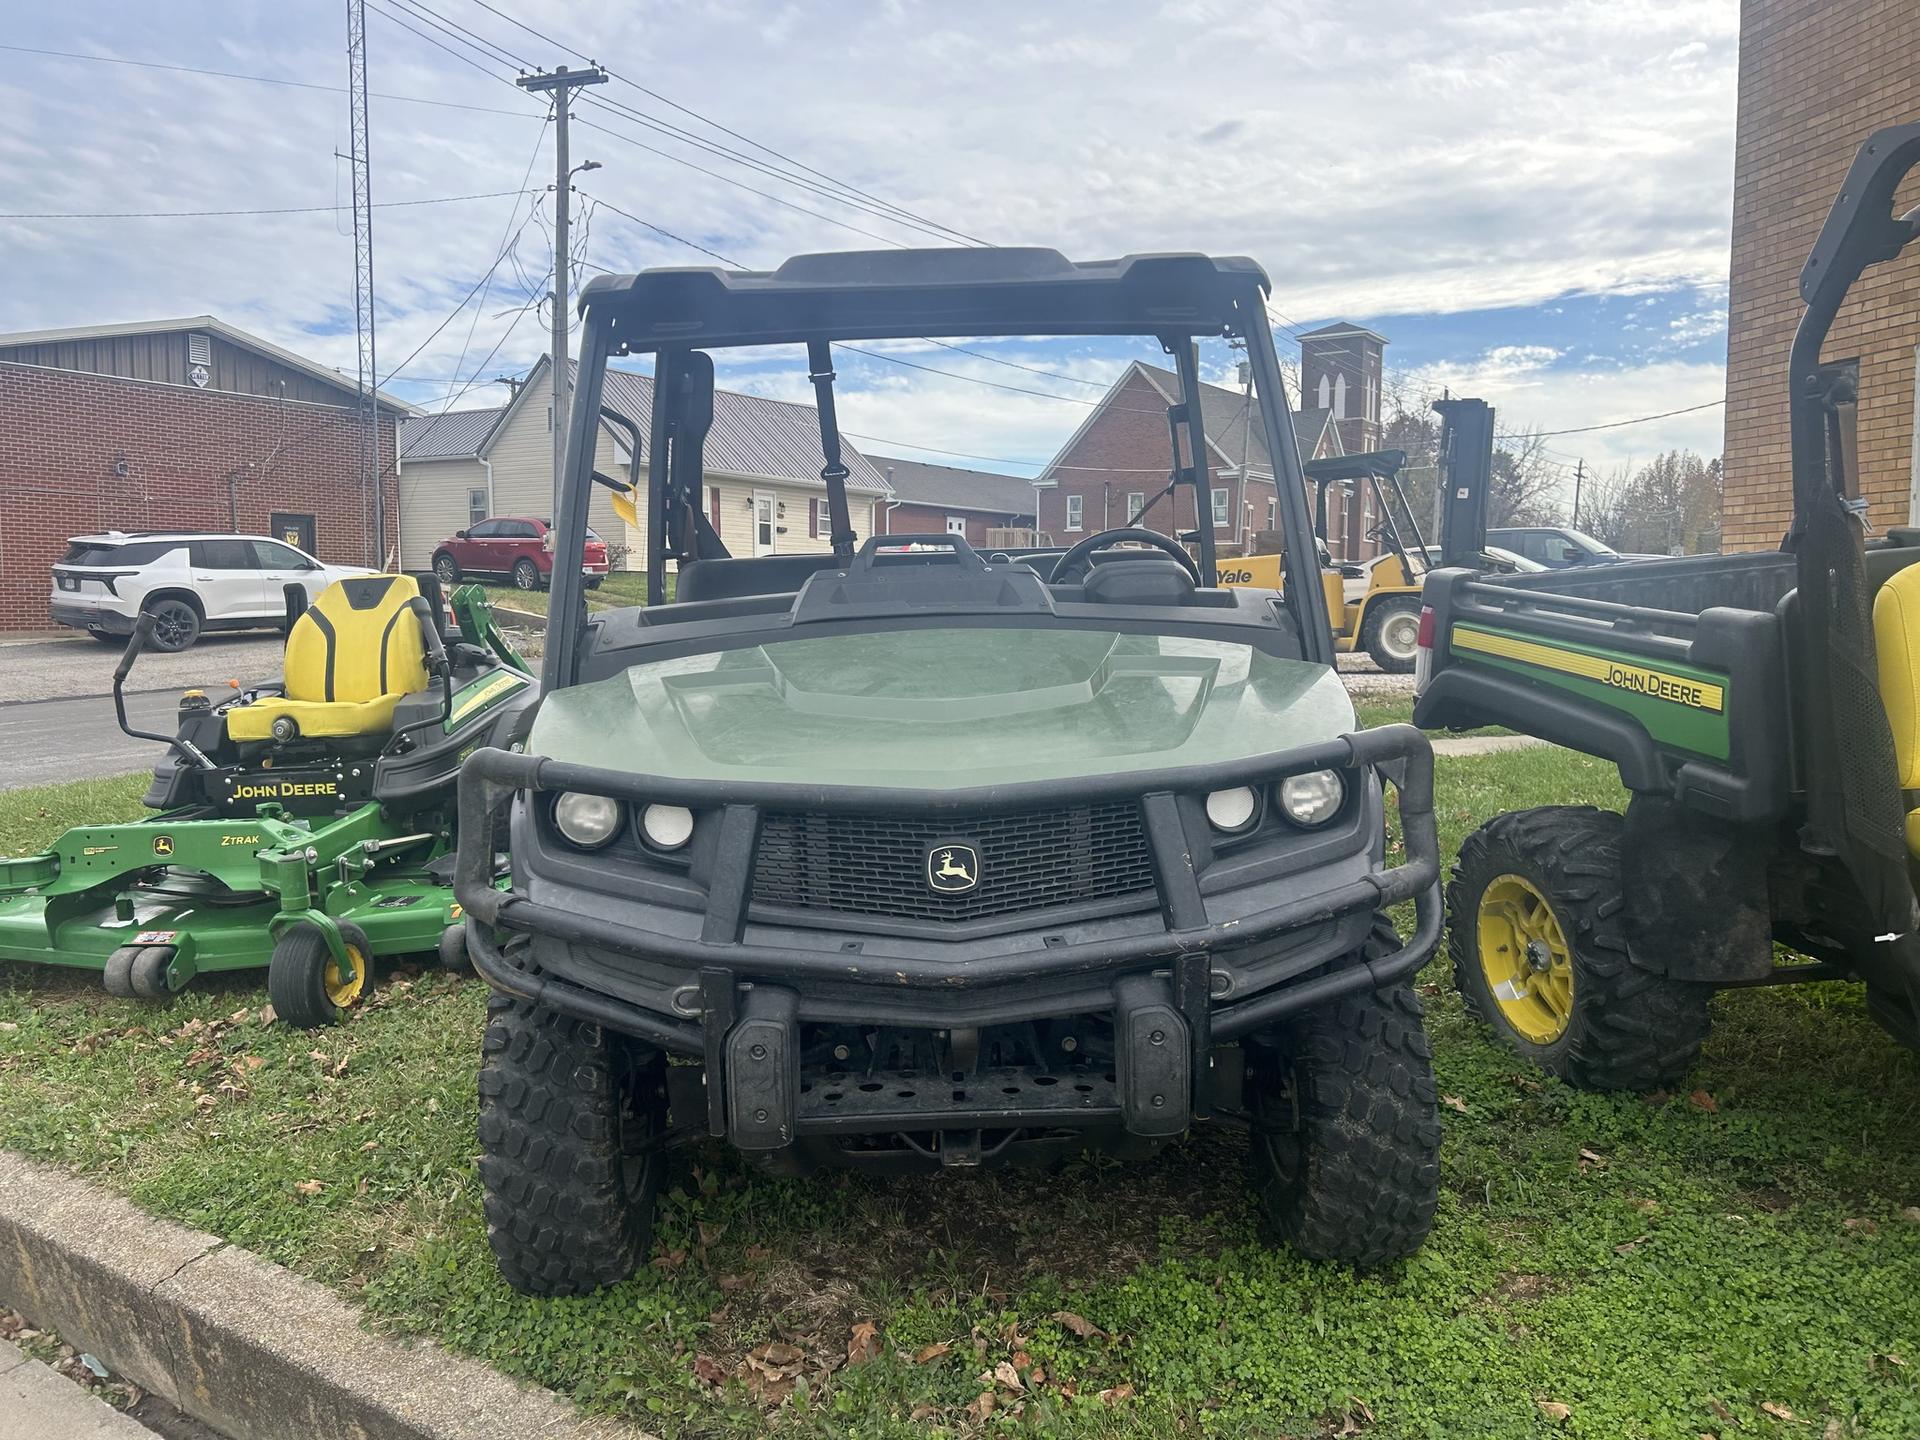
[579,248,1272,351]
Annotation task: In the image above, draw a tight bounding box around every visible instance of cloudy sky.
[0,1,1737,501]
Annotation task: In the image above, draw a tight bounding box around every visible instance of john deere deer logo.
[152,835,174,857]
[925,842,981,895]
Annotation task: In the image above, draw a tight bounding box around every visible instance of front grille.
[753,802,1155,923]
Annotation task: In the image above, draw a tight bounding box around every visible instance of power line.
[437,108,554,393]
[0,188,537,220]
[456,0,992,245]
[379,191,547,386]
[1500,398,1725,439]
[0,41,538,117]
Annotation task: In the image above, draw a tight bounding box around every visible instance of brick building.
[0,316,403,633]
[1033,358,1349,557]
[1723,0,1920,550]
[867,455,1035,544]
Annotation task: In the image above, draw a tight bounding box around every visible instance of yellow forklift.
[1218,449,1430,672]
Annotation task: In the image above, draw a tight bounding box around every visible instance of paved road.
[0,691,182,791]
[0,633,284,706]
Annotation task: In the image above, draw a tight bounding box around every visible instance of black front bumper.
[455,725,1440,1145]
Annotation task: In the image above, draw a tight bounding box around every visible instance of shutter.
[809,498,820,539]
[708,486,721,532]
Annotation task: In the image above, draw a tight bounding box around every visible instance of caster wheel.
[128,946,176,999]
[268,922,371,1029]
[437,922,474,975]
[103,946,140,998]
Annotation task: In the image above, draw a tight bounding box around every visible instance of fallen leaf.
[966,1393,995,1421]
[1843,1217,1878,1234]
[716,1273,749,1293]
[749,1341,804,1370]
[258,1005,277,1026]
[1761,1401,1795,1421]
[1613,1234,1650,1255]
[0,1021,18,1033]
[1050,1310,1105,1340]
[1689,1089,1719,1114]
[912,1341,952,1365]
[846,1320,881,1367]
[293,1179,324,1197]
[697,1220,727,1250]
[993,1360,1025,1392]
[1708,1399,1735,1422]
[691,1354,726,1387]
[1098,1383,1135,1406]
[909,1404,937,1422]
[1441,1094,1470,1114]
[1537,1399,1572,1422]
[745,1243,774,1261]
[1578,1147,1607,1167]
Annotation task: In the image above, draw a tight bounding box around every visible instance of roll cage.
[541,249,1334,690]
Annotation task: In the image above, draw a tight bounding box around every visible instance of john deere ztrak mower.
[0,575,534,1026]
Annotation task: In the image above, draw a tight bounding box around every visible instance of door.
[251,539,323,617]
[495,518,545,582]
[752,491,777,557]
[188,538,267,620]
[269,512,316,554]
[460,518,508,576]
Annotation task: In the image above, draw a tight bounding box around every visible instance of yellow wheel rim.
[1477,873,1574,1044]
[323,944,367,1009]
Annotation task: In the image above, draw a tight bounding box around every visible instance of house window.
[946,515,967,536]
[1317,372,1331,410]
[1124,491,1145,522]
[708,485,722,533]
[1333,372,1348,420]
[1065,494,1084,532]
[809,498,820,540]
[1211,488,1230,528]
[467,488,488,527]
[1266,497,1276,529]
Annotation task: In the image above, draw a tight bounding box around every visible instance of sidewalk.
[1,1338,159,1440]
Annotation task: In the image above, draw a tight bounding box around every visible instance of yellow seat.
[1871,562,1920,855]
[226,575,430,742]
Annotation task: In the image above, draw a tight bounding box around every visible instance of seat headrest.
[1080,559,1196,606]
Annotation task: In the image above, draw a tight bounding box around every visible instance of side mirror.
[454,529,469,540]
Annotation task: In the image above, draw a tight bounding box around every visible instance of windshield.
[531,626,1352,788]
[1564,528,1618,557]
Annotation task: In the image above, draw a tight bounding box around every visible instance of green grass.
[481,571,667,617]
[2,757,1918,1438]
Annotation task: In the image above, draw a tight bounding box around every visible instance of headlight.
[1204,785,1259,834]
[640,803,695,851]
[1277,769,1345,826]
[552,791,621,849]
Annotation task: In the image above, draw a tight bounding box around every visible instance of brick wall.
[879,501,1031,544]
[0,364,396,632]
[1724,0,1920,550]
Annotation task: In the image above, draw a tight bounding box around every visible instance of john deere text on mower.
[1415,123,1920,1089]
[454,247,1445,1295]
[0,576,534,1026]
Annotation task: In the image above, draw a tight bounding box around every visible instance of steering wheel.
[1049,528,1202,586]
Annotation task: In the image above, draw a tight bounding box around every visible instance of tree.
[1588,450,1722,554]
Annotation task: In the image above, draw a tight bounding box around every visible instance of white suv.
[50,532,375,653]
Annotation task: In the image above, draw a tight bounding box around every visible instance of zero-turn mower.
[0,575,534,1026]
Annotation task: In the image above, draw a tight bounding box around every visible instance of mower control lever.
[113,613,216,770]
[391,597,456,750]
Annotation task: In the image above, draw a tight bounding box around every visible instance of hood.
[530,627,1353,790]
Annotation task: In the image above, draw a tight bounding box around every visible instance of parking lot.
[0,632,287,706]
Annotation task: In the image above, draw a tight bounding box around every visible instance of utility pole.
[345,0,382,567]
[517,64,608,520]
[1571,458,1585,529]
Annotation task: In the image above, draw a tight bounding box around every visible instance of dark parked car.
[431,516,611,591]
[1488,526,1662,568]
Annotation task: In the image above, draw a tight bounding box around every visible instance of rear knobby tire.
[1361,595,1422,674]
[1448,806,1713,1091]
[1248,915,1441,1267]
[477,993,666,1296]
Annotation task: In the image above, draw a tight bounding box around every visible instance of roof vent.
[187,333,212,366]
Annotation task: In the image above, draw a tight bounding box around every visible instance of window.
[808,498,820,540]
[251,541,309,570]
[946,515,967,536]
[468,488,488,527]
[191,539,256,570]
[1124,491,1145,523]
[500,520,539,539]
[1211,488,1230,528]
[708,486,722,532]
[1266,497,1276,529]
[63,540,180,567]
[1316,372,1331,409]
[1065,494,1083,532]
[1332,372,1348,420]
[466,519,502,539]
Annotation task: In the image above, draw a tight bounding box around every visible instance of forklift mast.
[1433,397,1495,569]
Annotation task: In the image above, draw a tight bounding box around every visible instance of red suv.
[431,517,610,592]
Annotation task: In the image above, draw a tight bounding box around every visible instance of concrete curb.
[490,604,546,632]
[0,1153,646,1440]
